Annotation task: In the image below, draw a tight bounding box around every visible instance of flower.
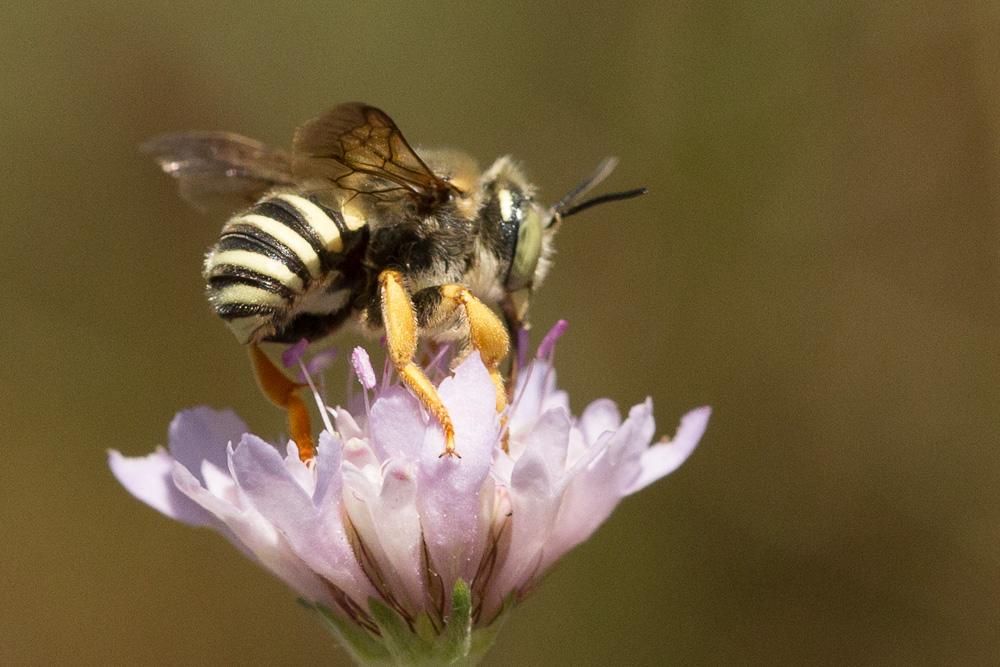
[109,324,710,664]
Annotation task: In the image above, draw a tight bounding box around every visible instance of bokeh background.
[3,2,998,664]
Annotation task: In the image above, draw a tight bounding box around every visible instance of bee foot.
[438,433,461,459]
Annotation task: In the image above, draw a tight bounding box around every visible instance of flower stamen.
[297,359,334,439]
[350,347,377,419]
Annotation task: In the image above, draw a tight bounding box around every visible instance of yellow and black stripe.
[205,193,366,343]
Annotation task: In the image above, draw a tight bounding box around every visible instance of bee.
[144,103,645,460]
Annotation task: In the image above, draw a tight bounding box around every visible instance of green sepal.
[412,612,439,644]
[302,581,513,666]
[368,597,435,664]
[298,599,393,666]
[468,592,516,661]
[440,579,473,660]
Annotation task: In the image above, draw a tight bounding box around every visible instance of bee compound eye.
[506,205,543,291]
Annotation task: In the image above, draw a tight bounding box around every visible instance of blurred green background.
[3,1,998,664]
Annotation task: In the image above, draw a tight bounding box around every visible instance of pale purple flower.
[110,324,710,663]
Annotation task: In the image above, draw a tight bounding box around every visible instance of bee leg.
[413,285,511,418]
[499,297,526,400]
[248,344,315,462]
[379,270,458,458]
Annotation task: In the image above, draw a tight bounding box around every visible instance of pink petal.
[342,436,380,469]
[626,406,710,495]
[228,434,373,606]
[369,386,427,461]
[200,457,238,503]
[282,441,314,493]
[491,448,515,485]
[543,388,570,416]
[578,398,622,446]
[539,400,656,572]
[109,407,247,527]
[108,447,213,526]
[418,355,499,588]
[170,462,333,605]
[508,359,558,443]
[168,407,248,482]
[332,407,364,442]
[312,431,345,508]
[342,459,425,611]
[377,462,424,599]
[492,408,572,603]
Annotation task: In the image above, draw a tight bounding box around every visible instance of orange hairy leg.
[413,283,512,452]
[379,270,459,458]
[248,344,315,462]
[435,285,510,414]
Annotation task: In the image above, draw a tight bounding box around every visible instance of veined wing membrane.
[293,102,459,211]
[142,131,297,211]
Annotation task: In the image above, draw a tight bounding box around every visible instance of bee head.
[481,156,646,323]
[479,158,548,296]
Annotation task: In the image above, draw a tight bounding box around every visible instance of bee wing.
[141,131,298,211]
[293,102,459,210]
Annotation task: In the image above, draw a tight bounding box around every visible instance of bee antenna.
[552,157,619,214]
[559,187,648,219]
[548,157,646,228]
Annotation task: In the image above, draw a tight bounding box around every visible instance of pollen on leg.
[439,285,510,413]
[379,269,462,458]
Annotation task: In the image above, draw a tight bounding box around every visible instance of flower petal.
[508,360,570,456]
[168,407,248,482]
[343,459,426,611]
[370,386,427,462]
[108,447,214,526]
[626,406,710,495]
[508,360,556,435]
[418,355,499,588]
[228,434,373,606]
[538,400,656,572]
[109,404,246,528]
[170,462,332,605]
[578,398,622,446]
[332,406,365,442]
[342,437,380,471]
[313,431,344,508]
[283,441,315,494]
[492,408,572,603]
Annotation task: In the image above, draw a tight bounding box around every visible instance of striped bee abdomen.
[204,192,366,344]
